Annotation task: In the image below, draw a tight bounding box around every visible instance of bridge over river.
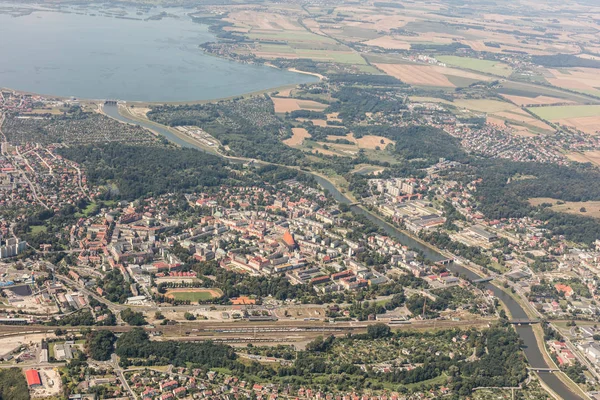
[102,104,586,400]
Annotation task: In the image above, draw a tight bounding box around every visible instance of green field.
[257,44,366,64]
[166,289,222,301]
[528,105,600,120]
[437,55,513,77]
[249,31,336,43]
[29,225,47,234]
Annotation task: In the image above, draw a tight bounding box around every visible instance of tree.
[86,330,116,361]
[0,368,29,400]
[184,312,196,321]
[121,308,147,326]
[367,323,391,339]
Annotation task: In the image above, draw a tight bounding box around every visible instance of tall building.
[0,238,27,259]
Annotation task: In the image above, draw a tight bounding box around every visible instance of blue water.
[0,5,316,101]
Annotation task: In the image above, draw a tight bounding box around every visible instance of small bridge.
[435,258,453,266]
[527,367,560,373]
[509,319,540,325]
[472,277,493,283]
[104,99,118,105]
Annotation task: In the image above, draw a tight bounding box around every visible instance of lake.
[0,5,317,102]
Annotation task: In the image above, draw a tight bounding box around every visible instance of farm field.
[496,81,596,104]
[528,105,600,120]
[545,68,600,97]
[272,97,328,113]
[355,134,395,149]
[529,105,600,134]
[529,198,600,219]
[165,288,223,302]
[375,63,489,87]
[501,94,574,106]
[283,127,311,146]
[453,99,515,113]
[225,10,304,32]
[255,44,366,65]
[363,36,411,50]
[436,55,513,77]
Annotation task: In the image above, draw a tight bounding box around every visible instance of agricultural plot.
[545,68,600,97]
[272,98,328,113]
[501,94,574,106]
[529,105,600,134]
[436,55,513,77]
[375,63,490,88]
[255,44,366,64]
[225,10,305,32]
[363,36,411,50]
[453,99,515,113]
[283,127,311,146]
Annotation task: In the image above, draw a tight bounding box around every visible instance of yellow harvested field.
[453,99,515,113]
[375,63,454,87]
[323,133,393,149]
[486,116,507,128]
[356,135,395,149]
[528,198,600,219]
[364,36,410,49]
[272,97,328,113]
[546,68,600,96]
[284,127,311,146]
[276,87,294,97]
[556,116,600,135]
[225,10,303,31]
[566,150,600,166]
[501,94,573,106]
[375,64,490,87]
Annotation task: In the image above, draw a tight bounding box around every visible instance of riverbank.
[101,104,586,400]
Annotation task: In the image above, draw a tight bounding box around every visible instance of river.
[103,104,581,399]
[0,5,316,102]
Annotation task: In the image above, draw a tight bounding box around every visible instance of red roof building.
[25,369,41,387]
[283,231,297,249]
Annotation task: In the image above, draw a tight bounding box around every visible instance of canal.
[104,104,580,400]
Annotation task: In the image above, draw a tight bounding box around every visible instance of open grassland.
[283,127,311,146]
[272,97,328,113]
[529,198,600,219]
[436,55,513,77]
[165,288,223,302]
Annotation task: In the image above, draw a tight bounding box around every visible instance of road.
[92,104,589,399]
[112,353,137,400]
